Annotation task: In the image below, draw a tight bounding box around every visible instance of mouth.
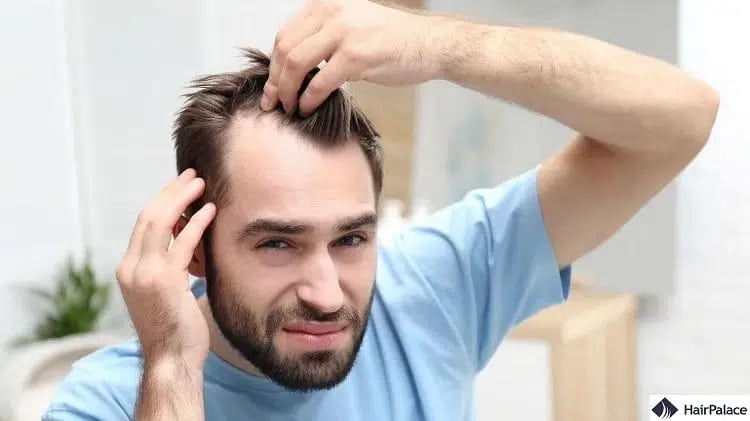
[280,321,350,351]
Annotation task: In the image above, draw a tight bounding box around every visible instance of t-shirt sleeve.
[41,346,138,421]
[42,382,131,421]
[42,375,133,421]
[384,167,571,372]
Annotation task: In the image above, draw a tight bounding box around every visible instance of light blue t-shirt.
[43,168,570,421]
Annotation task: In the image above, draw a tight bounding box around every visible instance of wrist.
[141,340,208,374]
[144,355,204,382]
[425,15,494,82]
[138,355,205,419]
[419,15,456,81]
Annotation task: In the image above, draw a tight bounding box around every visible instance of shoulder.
[43,338,142,420]
[372,167,569,365]
[375,167,545,282]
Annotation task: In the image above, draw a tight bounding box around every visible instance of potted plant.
[0,253,126,421]
[14,252,111,345]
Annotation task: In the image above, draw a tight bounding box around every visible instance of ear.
[173,216,207,278]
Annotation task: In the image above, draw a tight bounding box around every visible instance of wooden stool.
[508,281,639,421]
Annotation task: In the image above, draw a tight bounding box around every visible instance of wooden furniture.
[508,282,639,421]
[348,82,416,206]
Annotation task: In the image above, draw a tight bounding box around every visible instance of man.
[43,0,718,420]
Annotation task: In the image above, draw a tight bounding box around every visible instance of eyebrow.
[236,211,377,241]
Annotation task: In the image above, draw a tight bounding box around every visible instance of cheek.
[336,245,377,303]
[212,246,297,313]
[223,265,297,315]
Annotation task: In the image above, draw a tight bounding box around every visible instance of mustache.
[265,303,361,337]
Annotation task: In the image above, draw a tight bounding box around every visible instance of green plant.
[15,252,111,346]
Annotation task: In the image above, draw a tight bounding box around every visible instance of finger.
[277,27,340,115]
[264,10,323,112]
[125,168,197,260]
[169,202,217,268]
[298,52,353,116]
[139,177,206,259]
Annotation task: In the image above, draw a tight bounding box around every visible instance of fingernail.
[260,93,271,111]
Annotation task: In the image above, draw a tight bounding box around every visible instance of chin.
[258,331,362,392]
[270,349,359,392]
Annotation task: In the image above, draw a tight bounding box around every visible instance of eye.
[258,239,291,250]
[335,234,367,247]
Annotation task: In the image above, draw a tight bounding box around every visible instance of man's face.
[204,115,378,392]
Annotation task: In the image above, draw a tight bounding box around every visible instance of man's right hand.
[115,168,216,372]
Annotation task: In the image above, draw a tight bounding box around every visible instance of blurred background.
[0,0,747,420]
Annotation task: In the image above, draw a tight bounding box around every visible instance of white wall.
[202,0,305,71]
[416,0,679,296]
[65,0,208,274]
[69,0,304,275]
[0,0,83,344]
[0,0,305,346]
[637,0,750,414]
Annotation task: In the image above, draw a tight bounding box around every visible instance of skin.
[196,116,377,390]
[117,0,719,418]
[120,115,378,419]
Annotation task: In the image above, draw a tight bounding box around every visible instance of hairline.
[208,110,381,214]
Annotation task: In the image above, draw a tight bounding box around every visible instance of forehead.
[222,114,376,222]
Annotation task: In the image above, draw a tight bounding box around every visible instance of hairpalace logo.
[649,395,750,419]
[652,398,679,419]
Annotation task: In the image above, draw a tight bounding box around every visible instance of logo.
[652,397,679,419]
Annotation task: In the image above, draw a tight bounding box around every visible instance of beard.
[203,231,373,392]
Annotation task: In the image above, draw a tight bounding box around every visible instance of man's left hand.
[262,0,440,116]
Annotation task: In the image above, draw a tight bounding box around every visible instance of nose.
[296,250,344,314]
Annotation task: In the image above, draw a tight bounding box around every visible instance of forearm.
[136,359,204,421]
[429,17,718,154]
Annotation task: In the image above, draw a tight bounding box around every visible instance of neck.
[197,296,266,377]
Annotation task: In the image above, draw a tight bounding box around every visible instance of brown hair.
[173,48,383,215]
